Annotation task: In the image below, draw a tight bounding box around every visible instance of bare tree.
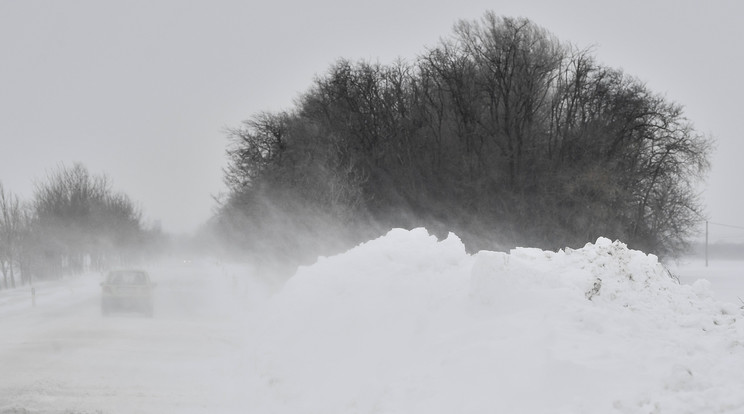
[0,183,23,289]
[217,11,713,258]
[32,163,146,277]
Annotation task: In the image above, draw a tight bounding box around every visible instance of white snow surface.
[2,228,744,413]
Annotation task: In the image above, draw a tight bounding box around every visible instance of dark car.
[101,270,156,317]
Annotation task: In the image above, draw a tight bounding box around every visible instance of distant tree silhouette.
[30,163,146,278]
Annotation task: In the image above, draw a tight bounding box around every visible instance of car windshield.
[107,271,147,285]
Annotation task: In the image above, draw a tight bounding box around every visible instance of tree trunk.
[1,262,7,289]
[9,257,15,288]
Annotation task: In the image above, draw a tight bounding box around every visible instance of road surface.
[0,261,263,413]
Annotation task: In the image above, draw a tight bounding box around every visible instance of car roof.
[108,269,148,275]
[106,270,149,280]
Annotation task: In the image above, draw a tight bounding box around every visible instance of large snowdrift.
[247,228,744,413]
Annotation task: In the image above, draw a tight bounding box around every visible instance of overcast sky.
[1,0,742,240]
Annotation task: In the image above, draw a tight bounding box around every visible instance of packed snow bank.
[247,228,744,413]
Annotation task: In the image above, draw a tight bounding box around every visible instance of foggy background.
[1,0,742,239]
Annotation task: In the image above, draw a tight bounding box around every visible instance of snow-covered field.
[671,258,744,305]
[2,228,744,413]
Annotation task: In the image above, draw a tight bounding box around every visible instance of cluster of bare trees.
[0,163,160,290]
[216,13,711,261]
[0,183,26,288]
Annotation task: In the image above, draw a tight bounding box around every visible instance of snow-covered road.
[0,261,259,413]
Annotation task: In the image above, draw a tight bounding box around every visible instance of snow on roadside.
[0,272,101,317]
[246,228,744,413]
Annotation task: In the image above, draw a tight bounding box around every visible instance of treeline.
[214,13,711,263]
[0,163,162,289]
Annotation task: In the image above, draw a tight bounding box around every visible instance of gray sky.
[1,0,742,239]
